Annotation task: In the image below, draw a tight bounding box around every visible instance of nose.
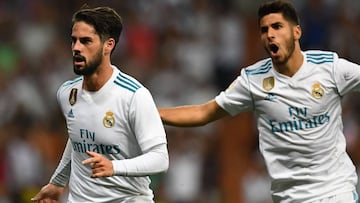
[72,40,82,53]
[267,28,275,39]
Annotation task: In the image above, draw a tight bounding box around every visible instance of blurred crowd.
[0,0,360,203]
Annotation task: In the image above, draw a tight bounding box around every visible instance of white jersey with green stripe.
[53,65,168,202]
[216,50,360,202]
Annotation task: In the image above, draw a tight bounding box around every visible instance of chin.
[73,66,84,75]
[271,57,284,65]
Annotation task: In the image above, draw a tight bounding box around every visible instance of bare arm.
[158,99,229,127]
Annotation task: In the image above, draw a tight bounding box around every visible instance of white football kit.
[216,51,360,203]
[50,65,168,203]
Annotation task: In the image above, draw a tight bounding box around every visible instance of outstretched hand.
[31,183,64,203]
[82,151,114,178]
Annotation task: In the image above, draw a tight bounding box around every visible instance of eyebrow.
[260,21,283,28]
[71,36,93,41]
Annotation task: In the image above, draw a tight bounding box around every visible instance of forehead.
[72,21,97,37]
[259,13,287,27]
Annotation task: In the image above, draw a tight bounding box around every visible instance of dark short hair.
[72,6,123,47]
[258,0,300,26]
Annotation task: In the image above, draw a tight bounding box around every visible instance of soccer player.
[159,0,360,202]
[31,6,169,203]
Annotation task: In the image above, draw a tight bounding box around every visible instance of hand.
[82,151,114,178]
[31,183,64,203]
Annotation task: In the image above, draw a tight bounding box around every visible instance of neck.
[83,63,113,91]
[274,45,303,77]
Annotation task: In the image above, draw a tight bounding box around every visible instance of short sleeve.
[333,58,360,96]
[215,68,253,116]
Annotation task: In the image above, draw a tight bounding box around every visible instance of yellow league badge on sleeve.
[69,88,78,106]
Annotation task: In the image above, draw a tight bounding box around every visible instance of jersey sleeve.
[49,139,72,187]
[215,68,253,116]
[334,57,360,96]
[56,81,69,116]
[56,85,64,114]
[112,87,169,176]
[112,143,168,176]
[48,85,71,186]
[130,87,167,150]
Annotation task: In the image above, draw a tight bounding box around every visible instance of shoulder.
[111,70,155,106]
[243,58,273,76]
[61,76,83,87]
[57,76,83,95]
[112,70,144,94]
[304,50,338,65]
[56,76,82,108]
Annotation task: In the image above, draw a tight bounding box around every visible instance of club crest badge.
[69,88,78,106]
[103,111,115,128]
[263,76,275,91]
[312,83,324,99]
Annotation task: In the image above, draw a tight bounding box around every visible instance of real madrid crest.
[311,83,324,99]
[69,88,78,106]
[263,76,275,91]
[103,111,115,128]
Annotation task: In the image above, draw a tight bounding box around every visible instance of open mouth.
[269,44,279,54]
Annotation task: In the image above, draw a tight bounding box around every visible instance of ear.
[293,25,302,41]
[104,38,115,55]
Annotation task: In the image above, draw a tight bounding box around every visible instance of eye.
[71,37,76,44]
[272,23,282,30]
[260,27,268,34]
[80,38,91,44]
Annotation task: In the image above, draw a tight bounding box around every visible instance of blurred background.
[0,0,360,202]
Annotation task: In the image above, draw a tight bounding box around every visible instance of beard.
[265,34,296,66]
[73,49,103,76]
[277,37,295,65]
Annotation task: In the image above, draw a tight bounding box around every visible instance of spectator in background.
[299,0,332,50]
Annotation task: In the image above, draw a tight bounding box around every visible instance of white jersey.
[51,65,168,203]
[216,50,360,203]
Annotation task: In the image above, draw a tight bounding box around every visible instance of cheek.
[88,47,103,57]
[260,35,268,44]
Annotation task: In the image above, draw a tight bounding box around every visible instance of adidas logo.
[265,93,276,101]
[67,109,75,118]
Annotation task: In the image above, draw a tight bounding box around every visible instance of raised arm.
[158,99,229,127]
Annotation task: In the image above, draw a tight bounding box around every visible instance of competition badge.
[69,88,78,106]
[103,111,115,128]
[263,76,274,91]
[311,83,324,99]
